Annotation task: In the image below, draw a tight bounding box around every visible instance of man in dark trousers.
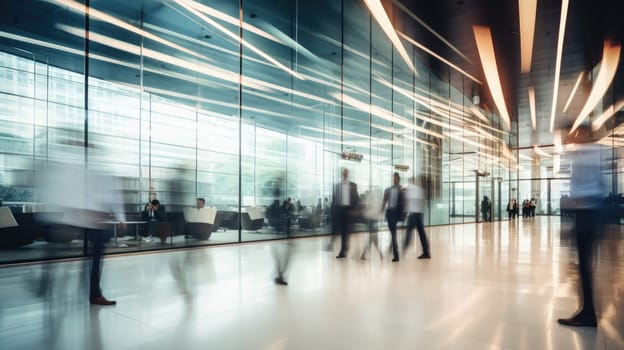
[382,172,405,262]
[403,175,430,259]
[333,168,359,259]
[558,126,605,328]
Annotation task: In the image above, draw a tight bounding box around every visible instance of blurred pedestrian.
[38,160,125,305]
[360,188,383,260]
[332,168,359,259]
[382,172,404,262]
[403,176,430,259]
[558,126,605,328]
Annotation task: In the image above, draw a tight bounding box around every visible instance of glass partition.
[0,0,555,264]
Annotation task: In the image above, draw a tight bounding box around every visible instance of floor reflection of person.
[558,125,605,328]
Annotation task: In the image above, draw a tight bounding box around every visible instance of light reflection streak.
[473,25,512,130]
[391,0,471,63]
[398,31,481,84]
[171,0,305,80]
[562,71,585,113]
[571,39,621,133]
[549,0,569,132]
[48,0,207,60]
[363,0,418,76]
[592,99,624,131]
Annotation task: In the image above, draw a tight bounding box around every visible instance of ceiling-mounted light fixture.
[571,39,621,133]
[519,0,537,73]
[398,32,481,84]
[533,145,552,158]
[172,0,305,80]
[472,25,512,130]
[341,152,364,162]
[549,0,569,132]
[562,71,585,113]
[394,164,410,172]
[592,99,624,131]
[363,0,418,76]
[528,86,537,130]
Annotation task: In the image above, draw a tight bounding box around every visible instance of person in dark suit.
[382,172,405,262]
[142,199,166,242]
[332,168,359,259]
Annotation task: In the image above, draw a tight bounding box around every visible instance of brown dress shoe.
[90,296,117,306]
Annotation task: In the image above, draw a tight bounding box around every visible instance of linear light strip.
[172,0,305,80]
[333,92,442,139]
[592,99,624,131]
[363,0,418,76]
[519,0,537,73]
[571,40,621,133]
[391,0,471,63]
[528,86,537,130]
[549,0,569,132]
[562,71,584,113]
[534,145,552,158]
[49,0,207,60]
[398,32,481,84]
[472,26,512,130]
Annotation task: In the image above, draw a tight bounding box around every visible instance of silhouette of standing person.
[558,126,605,328]
[403,175,430,259]
[382,172,404,262]
[333,168,359,259]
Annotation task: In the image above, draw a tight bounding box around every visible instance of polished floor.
[0,217,623,350]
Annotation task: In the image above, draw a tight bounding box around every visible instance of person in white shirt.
[403,175,430,259]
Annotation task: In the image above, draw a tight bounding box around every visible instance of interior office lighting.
[391,0,471,63]
[58,24,270,91]
[333,92,442,139]
[469,106,490,123]
[562,71,585,112]
[519,0,537,73]
[188,1,281,43]
[528,86,537,130]
[398,32,481,84]
[571,39,621,133]
[553,130,563,153]
[0,30,141,72]
[533,145,552,158]
[473,25,512,130]
[592,99,624,131]
[172,0,305,80]
[549,0,569,132]
[363,0,418,76]
[49,0,206,60]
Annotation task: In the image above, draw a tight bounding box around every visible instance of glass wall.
[1,0,518,264]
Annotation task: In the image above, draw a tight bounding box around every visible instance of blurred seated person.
[142,199,166,242]
[196,197,205,209]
